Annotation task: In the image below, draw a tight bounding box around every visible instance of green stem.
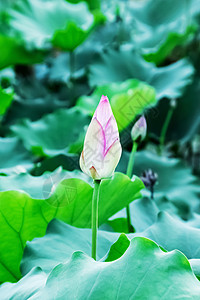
[159,105,175,153]
[126,142,138,232]
[126,142,138,178]
[69,51,75,80]
[91,180,101,260]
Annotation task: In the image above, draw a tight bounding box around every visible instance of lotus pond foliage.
[0,0,200,299]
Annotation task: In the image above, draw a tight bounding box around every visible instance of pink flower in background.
[80,95,122,179]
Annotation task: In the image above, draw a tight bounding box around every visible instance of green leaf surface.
[77,79,156,131]
[107,217,129,234]
[19,237,200,299]
[190,260,200,281]
[5,95,67,125]
[0,137,33,175]
[134,212,200,260]
[0,168,89,198]
[0,87,14,116]
[104,233,130,262]
[0,35,44,70]
[134,151,200,218]
[52,22,89,52]
[0,172,143,282]
[144,25,196,65]
[0,267,47,300]
[11,108,90,157]
[118,150,200,219]
[10,0,94,50]
[89,47,194,99]
[129,0,198,64]
[21,219,119,275]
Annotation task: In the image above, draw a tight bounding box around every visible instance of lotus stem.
[91,179,101,260]
[126,142,138,232]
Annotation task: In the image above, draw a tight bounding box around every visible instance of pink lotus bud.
[131,115,147,143]
[80,95,122,179]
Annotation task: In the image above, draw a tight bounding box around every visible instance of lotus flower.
[80,95,122,179]
[131,115,147,143]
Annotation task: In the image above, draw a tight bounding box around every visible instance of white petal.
[93,95,113,129]
[83,118,105,172]
[104,115,120,151]
[98,139,122,179]
[79,151,91,177]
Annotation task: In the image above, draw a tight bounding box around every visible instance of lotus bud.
[80,95,122,180]
[131,115,147,143]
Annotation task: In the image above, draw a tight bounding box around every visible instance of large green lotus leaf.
[76,79,156,132]
[18,237,200,299]
[9,0,94,50]
[89,47,194,99]
[128,0,199,64]
[0,137,33,174]
[11,108,90,157]
[134,212,200,260]
[21,220,200,283]
[51,172,143,228]
[21,219,119,276]
[0,87,14,116]
[118,150,200,219]
[0,172,143,282]
[0,35,44,70]
[104,233,200,280]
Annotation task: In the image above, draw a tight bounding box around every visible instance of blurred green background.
[0,0,200,178]
[0,0,200,290]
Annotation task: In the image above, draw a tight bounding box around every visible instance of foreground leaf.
[21,219,119,275]
[13,237,200,299]
[0,172,143,282]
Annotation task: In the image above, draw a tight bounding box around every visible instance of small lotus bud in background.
[80,95,122,180]
[131,115,147,143]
